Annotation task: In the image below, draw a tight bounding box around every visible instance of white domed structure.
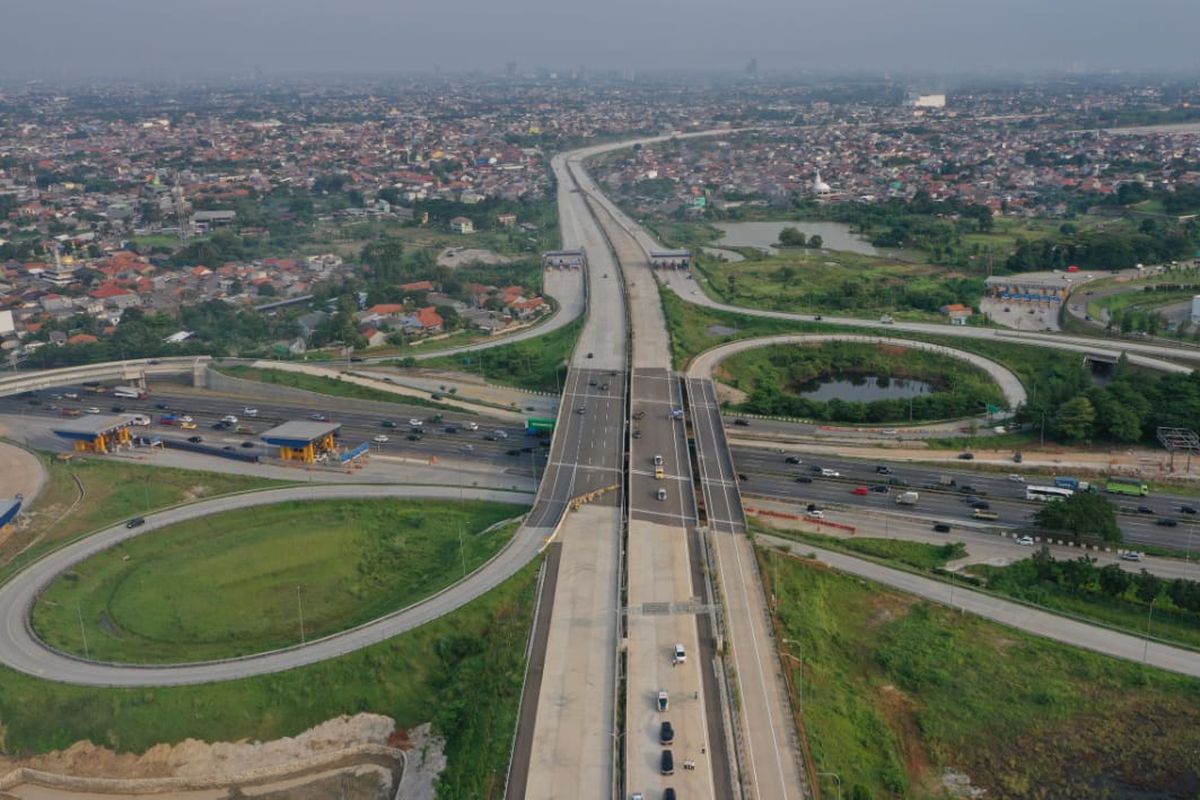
[813,170,832,195]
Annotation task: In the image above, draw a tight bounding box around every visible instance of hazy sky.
[4,0,1199,79]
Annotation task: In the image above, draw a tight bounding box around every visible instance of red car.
[851,486,870,496]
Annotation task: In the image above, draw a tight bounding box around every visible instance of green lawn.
[33,499,524,663]
[763,548,1200,800]
[215,364,450,411]
[0,453,287,582]
[421,318,581,393]
[2,560,538,800]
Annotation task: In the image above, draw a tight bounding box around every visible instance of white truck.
[895,491,920,506]
[879,314,894,324]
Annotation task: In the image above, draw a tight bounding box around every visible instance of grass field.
[762,548,1200,800]
[421,318,581,393]
[216,364,448,410]
[0,453,286,581]
[2,559,538,800]
[33,498,523,663]
[1086,287,1198,321]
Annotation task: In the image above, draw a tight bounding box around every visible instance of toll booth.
[52,415,136,454]
[260,420,342,462]
[650,250,692,270]
[542,249,587,270]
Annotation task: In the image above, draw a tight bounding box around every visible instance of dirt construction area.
[0,714,440,800]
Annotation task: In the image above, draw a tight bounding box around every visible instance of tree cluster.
[1032,490,1122,543]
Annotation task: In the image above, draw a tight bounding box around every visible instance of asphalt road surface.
[729,448,1200,553]
[0,484,539,687]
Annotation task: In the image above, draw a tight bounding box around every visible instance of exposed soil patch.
[877,684,933,790]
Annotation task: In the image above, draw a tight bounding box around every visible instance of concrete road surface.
[524,505,620,800]
[0,484,542,687]
[761,534,1200,679]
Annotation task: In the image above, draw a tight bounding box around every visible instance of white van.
[820,468,840,477]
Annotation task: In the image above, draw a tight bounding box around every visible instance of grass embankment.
[660,289,827,368]
[421,318,581,394]
[4,560,538,799]
[216,364,447,410]
[0,454,286,580]
[34,499,523,663]
[719,341,1005,424]
[1087,288,1198,321]
[761,528,966,571]
[763,548,1200,800]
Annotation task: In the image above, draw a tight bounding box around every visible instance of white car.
[179,415,194,423]
[820,468,841,477]
[221,415,238,424]
[243,407,258,417]
[1120,551,1144,562]
[672,643,687,664]
[1016,535,1035,546]
[408,418,423,428]
[464,421,479,431]
[805,509,825,519]
[1007,474,1025,483]
[881,428,898,435]
[85,406,101,414]
[373,434,389,443]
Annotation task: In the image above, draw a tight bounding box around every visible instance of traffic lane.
[731,447,1200,521]
[735,470,1200,550]
[630,370,692,524]
[686,378,745,534]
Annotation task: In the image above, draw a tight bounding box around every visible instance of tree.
[1097,563,1132,597]
[1034,491,1122,543]
[806,234,824,249]
[778,227,807,247]
[1055,396,1095,442]
[1059,556,1097,594]
[1134,570,1163,604]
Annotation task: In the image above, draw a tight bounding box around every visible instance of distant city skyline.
[2,0,1198,80]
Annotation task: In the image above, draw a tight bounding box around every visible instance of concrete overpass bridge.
[0,357,211,398]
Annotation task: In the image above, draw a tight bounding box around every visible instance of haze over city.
[3,0,1200,79]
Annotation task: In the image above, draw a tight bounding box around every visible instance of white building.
[914,94,946,108]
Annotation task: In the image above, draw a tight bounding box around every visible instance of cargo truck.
[895,491,920,506]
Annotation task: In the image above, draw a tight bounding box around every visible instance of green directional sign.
[986,404,1002,414]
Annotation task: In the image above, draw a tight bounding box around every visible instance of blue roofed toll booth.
[52,415,136,454]
[0,496,21,530]
[650,249,692,270]
[260,420,342,462]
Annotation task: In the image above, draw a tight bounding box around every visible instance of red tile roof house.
[67,333,99,345]
[417,306,444,333]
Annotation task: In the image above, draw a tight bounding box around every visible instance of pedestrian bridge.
[0,356,211,398]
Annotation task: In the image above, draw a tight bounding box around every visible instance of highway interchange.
[1,131,1200,800]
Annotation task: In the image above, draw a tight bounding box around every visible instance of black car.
[240,441,255,448]
[870,485,889,493]
[660,749,674,776]
[1182,505,1198,515]
[506,449,520,456]
[156,403,169,410]
[588,379,597,386]
[223,445,236,451]
[785,456,802,464]
[794,476,814,483]
[737,473,749,482]
[933,523,952,533]
[1156,518,1179,527]
[407,433,423,441]
[733,418,750,427]
[875,465,893,474]
[958,452,975,460]
[125,517,146,529]
[810,465,824,474]
[444,426,458,434]
[187,435,203,443]
[111,405,125,413]
[1137,506,1154,515]
[382,420,398,428]
[970,500,991,510]
[660,721,675,745]
[586,352,593,359]
[664,790,676,800]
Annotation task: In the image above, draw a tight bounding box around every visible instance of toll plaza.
[649,249,692,270]
[260,420,342,462]
[542,249,587,269]
[52,415,136,454]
